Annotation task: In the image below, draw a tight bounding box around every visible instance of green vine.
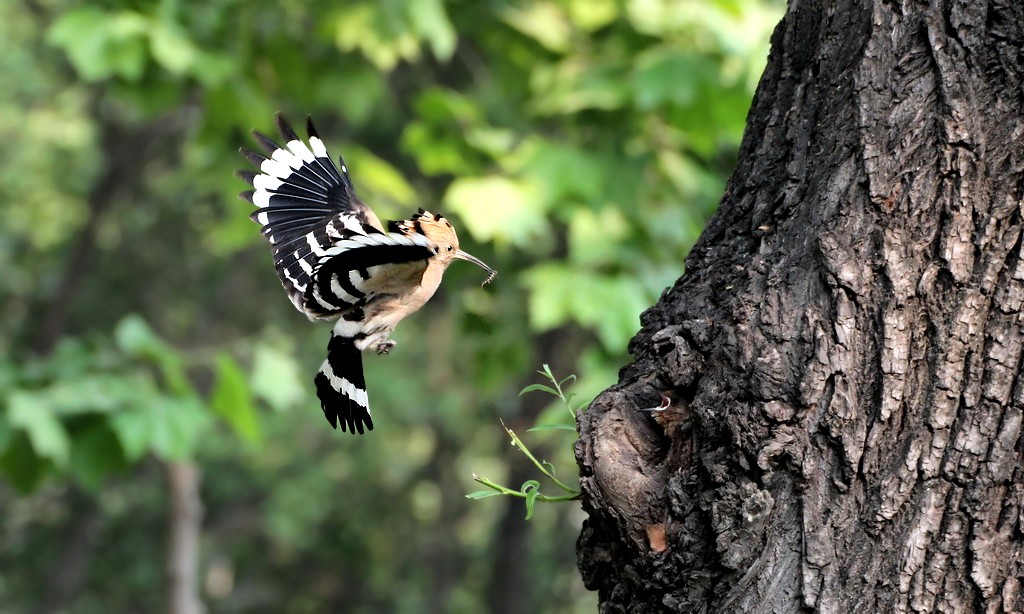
[467,365,583,519]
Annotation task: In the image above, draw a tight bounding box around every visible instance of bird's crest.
[390,209,458,248]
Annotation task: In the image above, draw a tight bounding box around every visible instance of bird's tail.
[314,332,373,434]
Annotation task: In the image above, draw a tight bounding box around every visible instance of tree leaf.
[0,434,50,494]
[501,2,571,53]
[46,8,115,80]
[0,413,12,454]
[69,421,129,492]
[7,390,69,467]
[632,47,701,109]
[210,354,262,446]
[523,266,650,351]
[523,141,605,204]
[465,490,505,500]
[406,0,456,61]
[344,147,417,209]
[527,424,577,432]
[568,0,618,31]
[46,8,148,81]
[522,480,540,520]
[110,409,152,462]
[148,21,198,75]
[529,59,630,115]
[114,314,167,359]
[445,176,547,247]
[519,383,558,397]
[114,315,191,395]
[41,372,151,416]
[115,395,209,462]
[250,343,304,411]
[148,397,211,461]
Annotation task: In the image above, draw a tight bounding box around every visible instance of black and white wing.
[238,113,384,316]
[303,231,437,316]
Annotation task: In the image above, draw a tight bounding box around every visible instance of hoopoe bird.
[238,113,496,434]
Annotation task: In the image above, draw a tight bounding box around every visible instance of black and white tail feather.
[240,114,496,435]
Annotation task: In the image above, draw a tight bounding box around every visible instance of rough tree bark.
[576,0,1024,612]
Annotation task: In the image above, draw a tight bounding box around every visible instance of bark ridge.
[576,1,1024,611]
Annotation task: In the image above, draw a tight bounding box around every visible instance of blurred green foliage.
[0,0,779,611]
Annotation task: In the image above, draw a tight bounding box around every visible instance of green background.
[0,0,780,611]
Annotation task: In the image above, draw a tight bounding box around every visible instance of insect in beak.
[454,250,497,285]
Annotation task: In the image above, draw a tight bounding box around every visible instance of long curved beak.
[454,250,497,285]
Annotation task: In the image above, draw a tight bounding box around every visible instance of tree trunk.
[575,0,1024,612]
[167,461,204,614]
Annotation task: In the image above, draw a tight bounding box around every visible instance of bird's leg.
[375,337,396,355]
[358,320,398,355]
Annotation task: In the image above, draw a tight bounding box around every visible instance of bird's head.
[392,210,497,284]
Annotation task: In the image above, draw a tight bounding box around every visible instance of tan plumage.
[238,114,496,434]
[351,209,496,354]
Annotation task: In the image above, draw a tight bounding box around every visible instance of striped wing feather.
[305,233,434,315]
[239,113,443,435]
[238,114,387,316]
